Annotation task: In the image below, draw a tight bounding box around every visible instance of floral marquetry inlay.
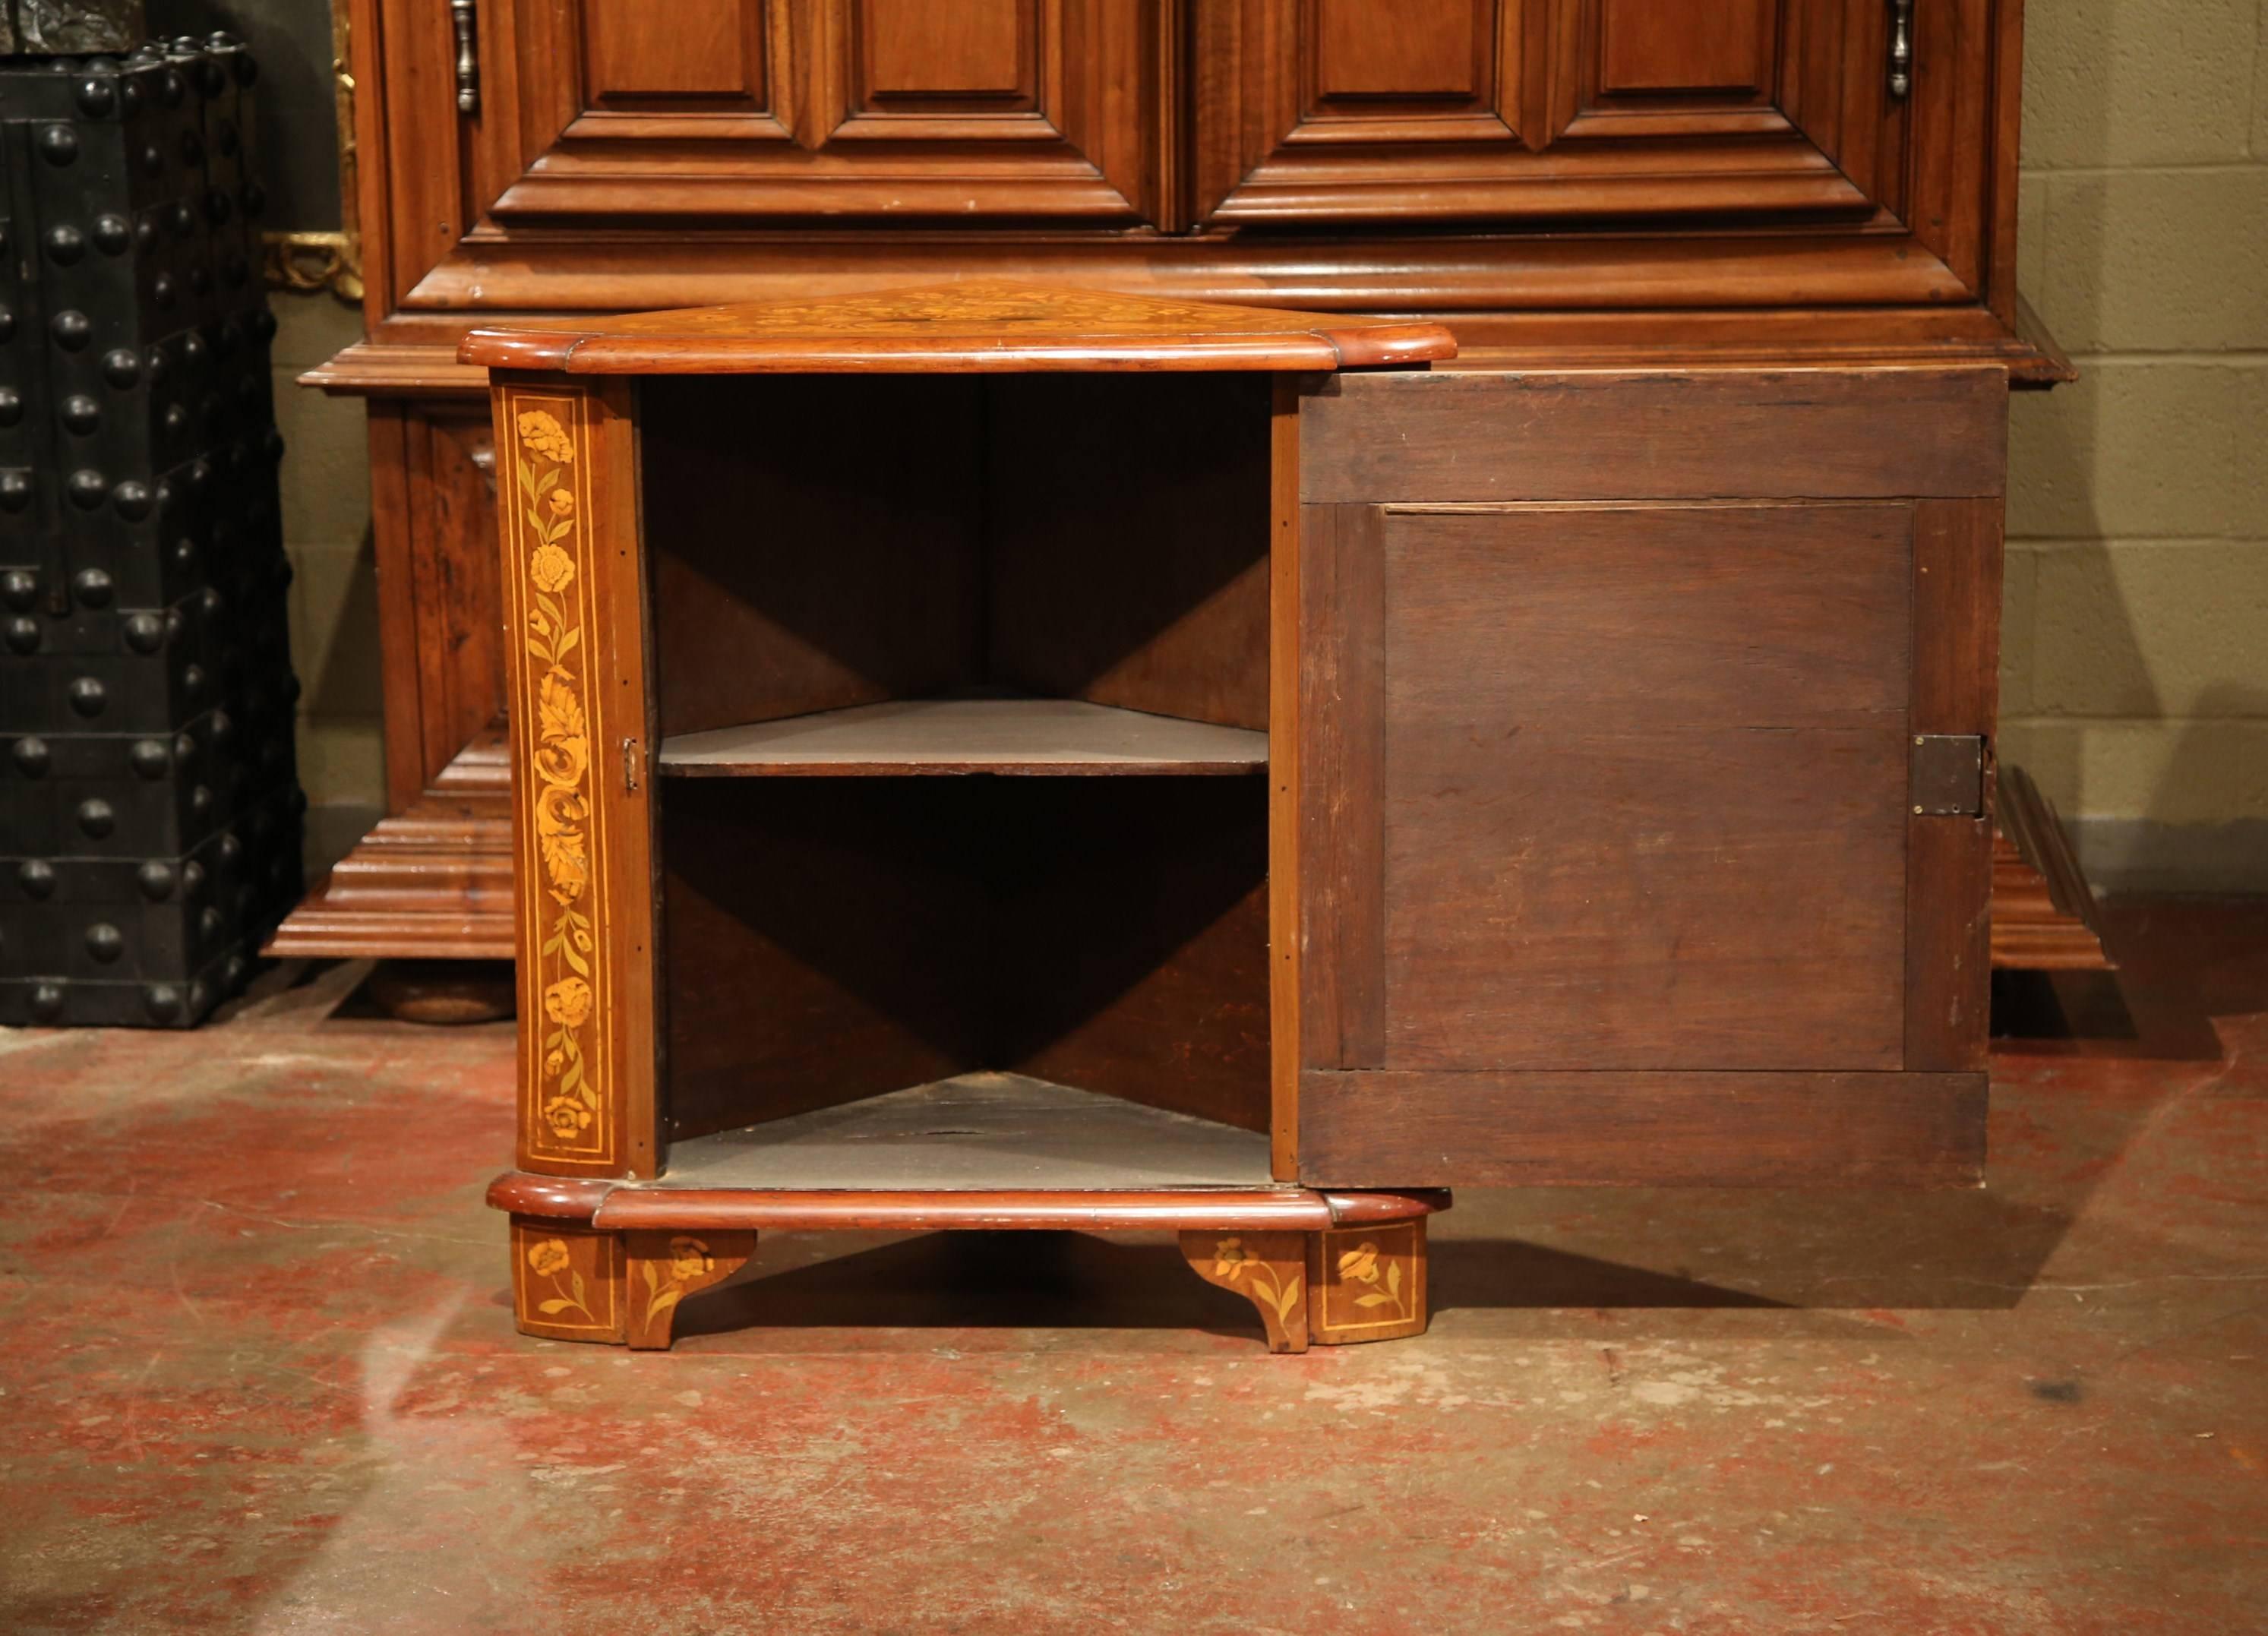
[510,1220,623,1341]
[504,390,613,1167]
[1310,1219,1429,1343]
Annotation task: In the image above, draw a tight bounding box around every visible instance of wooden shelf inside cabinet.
[657,695,1270,779]
[655,1075,1277,1192]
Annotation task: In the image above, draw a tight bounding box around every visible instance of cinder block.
[276,366,372,546]
[2034,169,2268,352]
[2017,172,2049,311]
[287,542,384,719]
[2256,0,2268,159]
[2008,361,2268,539]
[1999,545,2039,718]
[293,713,386,811]
[2023,0,2258,168]
[2030,542,2268,719]
[1998,717,2268,824]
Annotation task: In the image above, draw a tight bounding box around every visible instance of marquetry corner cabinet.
[277,0,2061,1345]
[467,280,2006,1350]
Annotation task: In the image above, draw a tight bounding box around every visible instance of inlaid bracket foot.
[1179,1230,1310,1353]
[508,1218,754,1349]
[625,1230,756,1350]
[1307,1216,1428,1344]
[511,1218,627,1343]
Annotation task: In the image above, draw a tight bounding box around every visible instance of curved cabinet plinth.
[494,1175,1447,1352]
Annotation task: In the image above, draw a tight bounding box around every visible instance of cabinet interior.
[639,373,1278,1183]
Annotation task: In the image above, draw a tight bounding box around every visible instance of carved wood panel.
[580,0,774,112]
[1194,0,1898,223]
[395,408,504,805]
[465,0,1160,223]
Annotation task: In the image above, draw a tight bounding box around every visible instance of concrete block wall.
[271,295,382,876]
[2004,0,2268,890]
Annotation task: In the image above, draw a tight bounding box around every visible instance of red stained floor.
[2,899,2263,1634]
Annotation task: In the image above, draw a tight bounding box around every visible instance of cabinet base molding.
[265,735,517,962]
[498,1179,1447,1353]
[1990,764,2114,971]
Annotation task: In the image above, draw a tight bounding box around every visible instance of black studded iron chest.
[1,34,304,1028]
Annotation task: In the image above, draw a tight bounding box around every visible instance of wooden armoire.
[275,0,2062,1084]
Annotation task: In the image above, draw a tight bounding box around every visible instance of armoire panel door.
[1290,369,2004,1189]
[464,0,1161,223]
[1193,0,1950,232]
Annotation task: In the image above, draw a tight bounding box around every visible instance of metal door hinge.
[450,0,479,114]
[1887,0,1915,99]
[622,736,643,794]
[1910,734,1985,817]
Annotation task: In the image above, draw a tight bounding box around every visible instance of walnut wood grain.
[1991,764,2112,971]
[1320,1189,1453,1226]
[1300,368,2009,504]
[1906,498,2003,1069]
[494,375,659,1180]
[1299,1069,1988,1188]
[1266,375,1304,1179]
[510,1218,627,1342]
[1372,502,1911,1072]
[623,1230,755,1350]
[1179,1229,1310,1353]
[460,281,1458,374]
[595,1189,1341,1233]
[314,304,2071,403]
[491,1173,1444,1246]
[488,1172,618,1221]
[1308,1218,1428,1344]
[642,373,984,743]
[1294,502,1386,1074]
[263,791,515,959]
[985,372,1273,730]
[659,777,1271,1142]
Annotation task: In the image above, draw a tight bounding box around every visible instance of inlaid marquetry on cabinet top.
[458,281,1459,374]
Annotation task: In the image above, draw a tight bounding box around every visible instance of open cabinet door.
[1291,368,2005,1189]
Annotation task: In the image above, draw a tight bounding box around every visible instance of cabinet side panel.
[1906,497,2003,1070]
[1295,502,1385,1073]
[498,375,657,1177]
[1300,1069,1986,1187]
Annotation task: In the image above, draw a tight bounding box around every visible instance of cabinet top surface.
[458,280,1458,375]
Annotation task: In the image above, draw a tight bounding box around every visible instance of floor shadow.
[674,1232,1244,1341]
[669,1227,1797,1349]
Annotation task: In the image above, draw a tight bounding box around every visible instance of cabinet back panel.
[643,375,986,741]
[1377,504,1910,1071]
[660,779,1270,1143]
[661,780,990,1142]
[985,374,1273,731]
[993,781,1271,1132]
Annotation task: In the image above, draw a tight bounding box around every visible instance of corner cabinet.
[469,283,1998,1353]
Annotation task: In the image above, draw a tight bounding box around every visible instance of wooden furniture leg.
[1307,1216,1429,1344]
[624,1231,757,1350]
[1179,1230,1311,1353]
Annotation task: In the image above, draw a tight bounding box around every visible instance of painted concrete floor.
[2,900,2263,1635]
